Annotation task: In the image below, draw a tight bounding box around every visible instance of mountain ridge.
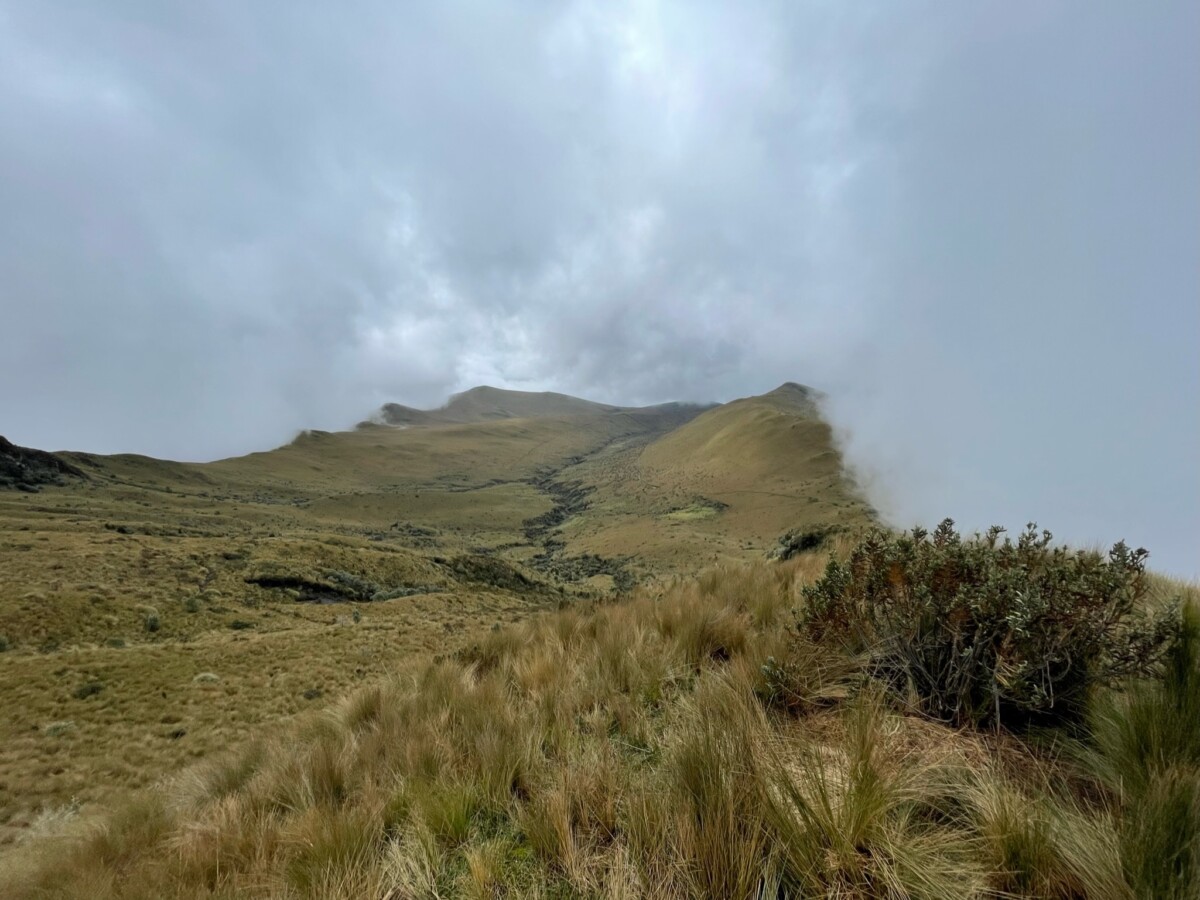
[0,380,872,842]
[368,384,720,429]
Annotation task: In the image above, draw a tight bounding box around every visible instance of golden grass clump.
[3,552,1196,899]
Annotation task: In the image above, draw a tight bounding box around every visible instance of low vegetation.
[798,520,1177,729]
[0,384,872,840]
[4,525,1195,898]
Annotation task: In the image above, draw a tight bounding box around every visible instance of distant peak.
[448,385,554,402]
[769,382,814,395]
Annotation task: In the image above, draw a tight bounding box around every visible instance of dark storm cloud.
[1,1,1196,574]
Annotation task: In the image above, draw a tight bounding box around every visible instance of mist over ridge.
[0,1,1196,576]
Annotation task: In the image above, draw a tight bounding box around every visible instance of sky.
[1,1,1197,575]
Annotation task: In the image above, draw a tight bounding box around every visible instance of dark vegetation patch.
[72,681,105,700]
[522,466,634,592]
[246,571,372,603]
[435,554,545,593]
[389,521,440,547]
[769,524,843,560]
[531,550,636,592]
[0,436,86,492]
[522,475,594,541]
[246,569,442,604]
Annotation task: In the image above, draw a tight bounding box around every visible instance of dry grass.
[5,548,1191,898]
[1,386,874,850]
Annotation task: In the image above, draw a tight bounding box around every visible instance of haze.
[1,2,1196,575]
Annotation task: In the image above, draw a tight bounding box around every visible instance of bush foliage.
[799,519,1177,729]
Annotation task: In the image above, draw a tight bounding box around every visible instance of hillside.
[2,387,1195,899]
[5,535,1195,898]
[0,383,874,849]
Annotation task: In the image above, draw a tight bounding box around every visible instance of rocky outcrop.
[0,436,86,492]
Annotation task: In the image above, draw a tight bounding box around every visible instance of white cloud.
[0,0,1195,574]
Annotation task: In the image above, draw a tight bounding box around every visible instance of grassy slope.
[0,384,872,848]
[536,383,873,573]
[5,547,1195,899]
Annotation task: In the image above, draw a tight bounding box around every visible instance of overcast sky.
[1,2,1197,574]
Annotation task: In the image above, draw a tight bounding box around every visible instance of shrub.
[769,524,842,560]
[143,613,160,633]
[798,520,1177,729]
[326,570,379,601]
[0,634,9,652]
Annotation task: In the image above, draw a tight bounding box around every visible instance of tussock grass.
[0,382,872,841]
[1084,600,1200,898]
[4,549,1195,898]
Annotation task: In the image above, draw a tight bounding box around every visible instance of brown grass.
[1,386,874,850]
[6,547,1189,898]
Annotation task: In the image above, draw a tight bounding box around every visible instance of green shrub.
[143,613,160,633]
[799,519,1177,729]
[326,570,378,601]
[0,634,10,652]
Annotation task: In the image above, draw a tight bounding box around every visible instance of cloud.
[0,0,1196,574]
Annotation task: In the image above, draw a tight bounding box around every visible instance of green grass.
[1085,601,1200,898]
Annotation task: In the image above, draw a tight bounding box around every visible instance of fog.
[1,2,1196,574]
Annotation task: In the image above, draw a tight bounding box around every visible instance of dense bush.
[799,519,1177,729]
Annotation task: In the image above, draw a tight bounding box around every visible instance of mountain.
[371,385,709,427]
[0,383,872,845]
[3,386,1195,897]
[374,385,618,425]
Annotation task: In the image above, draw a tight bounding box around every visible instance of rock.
[0,435,86,491]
